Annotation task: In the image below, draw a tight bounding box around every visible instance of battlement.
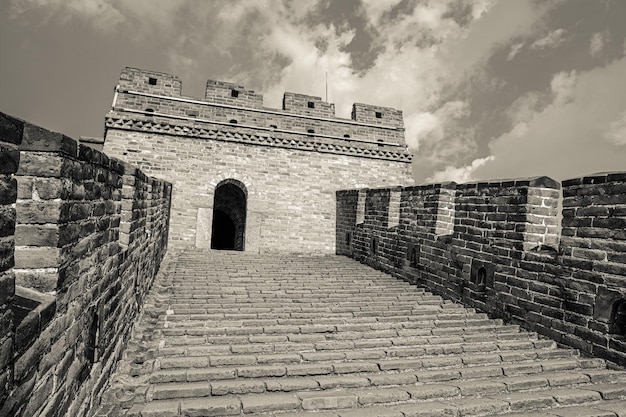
[119,67,182,97]
[205,79,264,108]
[282,92,336,118]
[111,68,409,150]
[352,103,403,128]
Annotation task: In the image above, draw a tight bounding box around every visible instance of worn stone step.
[154,335,556,359]
[124,379,626,416]
[153,351,595,378]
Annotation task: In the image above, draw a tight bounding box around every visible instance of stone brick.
[180,397,240,416]
[14,224,59,246]
[21,123,77,155]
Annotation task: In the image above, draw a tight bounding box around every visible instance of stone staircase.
[95,250,626,416]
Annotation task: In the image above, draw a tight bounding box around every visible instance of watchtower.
[103,67,413,253]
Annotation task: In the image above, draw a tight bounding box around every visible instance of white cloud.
[550,70,577,105]
[530,27,568,50]
[426,156,495,183]
[360,0,403,25]
[590,31,609,57]
[506,42,525,61]
[507,91,545,124]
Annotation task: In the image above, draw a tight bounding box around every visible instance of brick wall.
[0,112,172,417]
[337,173,626,367]
[104,129,412,253]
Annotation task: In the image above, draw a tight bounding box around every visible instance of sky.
[1,0,625,184]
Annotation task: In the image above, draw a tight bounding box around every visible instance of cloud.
[530,27,568,50]
[426,155,495,183]
[506,42,525,61]
[590,31,609,57]
[10,0,125,30]
[605,111,626,145]
[550,70,577,105]
[472,56,626,181]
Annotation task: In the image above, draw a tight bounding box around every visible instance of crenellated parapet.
[336,172,626,367]
[108,67,411,158]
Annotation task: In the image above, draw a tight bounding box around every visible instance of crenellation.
[119,67,182,97]
[282,92,335,118]
[111,68,408,148]
[205,79,264,108]
[351,102,404,129]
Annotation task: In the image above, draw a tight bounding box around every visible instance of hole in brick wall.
[370,237,378,255]
[231,89,239,98]
[307,101,315,108]
[148,77,157,85]
[470,259,493,293]
[407,244,419,268]
[610,299,626,337]
[474,267,487,292]
[307,128,315,136]
[345,231,351,246]
[375,111,383,118]
[344,134,351,138]
[269,124,277,130]
[229,119,238,124]
[145,108,154,113]
[186,110,199,117]
[86,312,100,364]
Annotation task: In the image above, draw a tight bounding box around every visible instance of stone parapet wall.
[0,113,20,410]
[337,173,626,367]
[0,112,172,417]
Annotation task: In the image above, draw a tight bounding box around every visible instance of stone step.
[147,373,626,401]
[147,359,613,388]
[159,323,525,341]
[122,379,626,416]
[153,351,592,377]
[153,334,555,358]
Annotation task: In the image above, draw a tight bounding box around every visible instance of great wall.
[0,67,624,416]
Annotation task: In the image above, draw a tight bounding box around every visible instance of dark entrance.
[211,180,247,251]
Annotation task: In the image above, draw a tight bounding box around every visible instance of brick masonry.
[103,67,414,253]
[0,112,171,417]
[336,174,626,367]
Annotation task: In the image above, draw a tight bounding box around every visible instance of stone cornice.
[105,115,413,163]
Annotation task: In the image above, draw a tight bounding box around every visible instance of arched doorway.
[211,179,247,251]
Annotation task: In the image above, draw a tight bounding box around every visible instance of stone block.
[14,247,61,268]
[14,224,59,246]
[0,112,24,145]
[21,123,77,156]
[0,206,15,238]
[16,200,62,224]
[14,269,58,293]
[0,144,19,175]
[0,175,17,205]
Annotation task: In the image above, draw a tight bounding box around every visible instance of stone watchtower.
[103,67,413,253]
